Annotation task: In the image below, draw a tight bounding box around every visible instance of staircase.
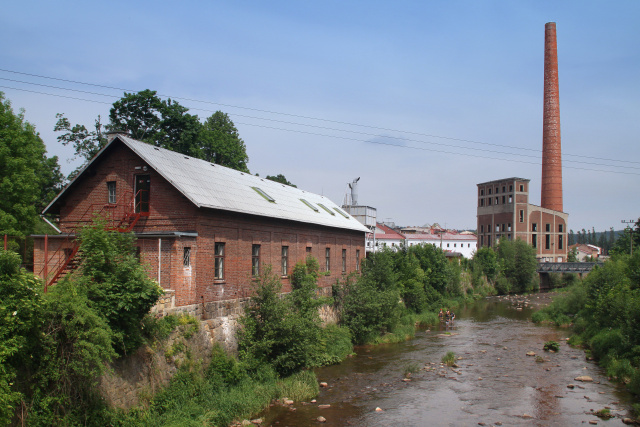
[41,189,147,291]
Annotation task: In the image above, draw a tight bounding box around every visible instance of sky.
[1,1,639,232]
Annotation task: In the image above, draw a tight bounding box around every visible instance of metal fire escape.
[41,190,148,291]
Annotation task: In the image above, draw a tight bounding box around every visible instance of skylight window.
[300,199,319,212]
[251,187,275,203]
[333,207,349,218]
[317,203,335,216]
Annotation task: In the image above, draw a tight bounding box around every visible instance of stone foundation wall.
[103,290,341,409]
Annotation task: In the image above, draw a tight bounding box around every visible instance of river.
[261,295,636,426]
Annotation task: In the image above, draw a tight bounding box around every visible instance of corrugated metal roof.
[109,136,368,233]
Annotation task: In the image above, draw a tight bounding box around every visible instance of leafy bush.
[313,324,353,366]
[441,351,456,366]
[340,276,401,344]
[543,341,559,352]
[494,276,511,295]
[496,239,538,293]
[75,218,163,354]
[473,247,498,282]
[589,329,628,361]
[238,263,324,376]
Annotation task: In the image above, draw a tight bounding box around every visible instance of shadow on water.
[261,296,636,426]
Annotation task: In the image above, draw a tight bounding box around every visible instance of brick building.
[475,24,569,263]
[476,177,568,262]
[33,135,367,313]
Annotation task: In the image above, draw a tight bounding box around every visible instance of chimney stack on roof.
[541,22,563,212]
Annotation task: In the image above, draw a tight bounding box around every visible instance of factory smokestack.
[541,22,563,212]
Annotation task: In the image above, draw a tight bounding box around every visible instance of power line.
[0,69,640,175]
[2,84,639,176]
[236,121,640,176]
[2,68,637,166]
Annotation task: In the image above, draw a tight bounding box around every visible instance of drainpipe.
[158,238,162,287]
[44,234,48,292]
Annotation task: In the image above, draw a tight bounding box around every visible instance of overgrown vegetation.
[532,252,640,404]
[441,351,457,366]
[0,218,161,425]
[109,347,318,427]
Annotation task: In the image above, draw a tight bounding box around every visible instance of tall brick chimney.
[541,22,563,212]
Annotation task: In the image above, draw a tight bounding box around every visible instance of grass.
[108,350,318,426]
[366,310,441,345]
[441,351,456,366]
[543,341,560,352]
[403,362,420,378]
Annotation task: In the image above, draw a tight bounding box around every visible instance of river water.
[261,296,636,426]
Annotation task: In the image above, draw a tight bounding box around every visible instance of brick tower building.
[476,23,568,262]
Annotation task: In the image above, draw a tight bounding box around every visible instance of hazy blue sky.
[1,1,638,232]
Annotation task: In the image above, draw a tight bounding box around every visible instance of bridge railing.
[536,262,603,274]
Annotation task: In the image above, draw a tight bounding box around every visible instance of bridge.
[537,262,604,274]
[537,262,604,290]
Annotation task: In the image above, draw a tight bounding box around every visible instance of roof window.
[300,199,319,212]
[317,203,335,216]
[251,187,275,203]
[333,207,349,219]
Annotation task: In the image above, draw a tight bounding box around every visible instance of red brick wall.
[36,140,365,306]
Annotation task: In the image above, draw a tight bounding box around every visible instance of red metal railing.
[38,189,148,291]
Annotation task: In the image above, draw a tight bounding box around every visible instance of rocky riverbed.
[258,295,637,426]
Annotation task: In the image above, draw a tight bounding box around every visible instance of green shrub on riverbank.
[110,354,318,427]
[0,218,162,425]
[337,246,477,345]
[532,252,640,400]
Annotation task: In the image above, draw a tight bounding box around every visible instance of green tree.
[266,174,296,187]
[568,247,578,262]
[199,111,249,172]
[341,250,401,344]
[496,238,538,293]
[0,93,63,236]
[472,246,499,282]
[73,218,163,354]
[58,91,251,173]
[109,90,202,158]
[407,243,449,294]
[238,263,322,376]
[54,113,108,181]
[611,219,639,256]
[0,250,44,424]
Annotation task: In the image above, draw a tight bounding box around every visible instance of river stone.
[317,416,326,423]
[311,399,316,403]
[251,419,262,425]
[567,384,575,389]
[622,418,635,424]
[241,420,252,426]
[575,375,594,382]
[320,382,328,387]
[318,404,331,409]
[589,421,598,425]
[375,407,383,412]
[284,399,294,405]
[526,351,536,356]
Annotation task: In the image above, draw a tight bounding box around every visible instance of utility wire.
[4,83,638,173]
[2,84,638,175]
[1,68,637,166]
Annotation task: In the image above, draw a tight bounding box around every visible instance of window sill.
[213,280,225,285]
